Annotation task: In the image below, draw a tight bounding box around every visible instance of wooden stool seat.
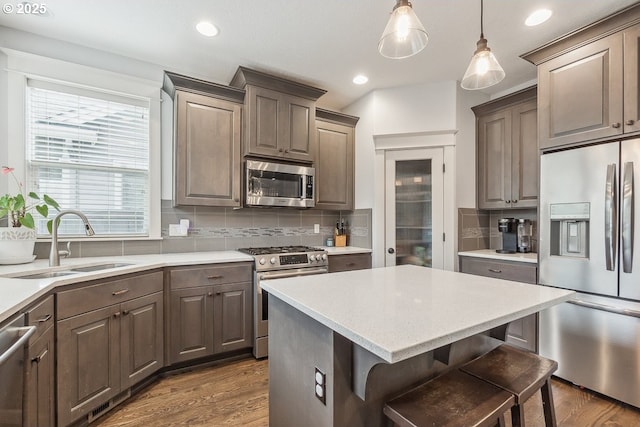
[460,345,558,427]
[383,369,515,427]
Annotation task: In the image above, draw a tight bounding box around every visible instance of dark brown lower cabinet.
[459,256,538,352]
[57,279,164,427]
[170,281,252,363]
[24,325,54,427]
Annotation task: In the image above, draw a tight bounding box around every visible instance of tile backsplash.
[33,202,372,259]
[458,208,537,253]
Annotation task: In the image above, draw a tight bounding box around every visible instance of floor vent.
[89,401,110,420]
[86,389,131,424]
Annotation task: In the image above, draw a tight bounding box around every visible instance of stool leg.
[541,378,558,427]
[510,404,525,427]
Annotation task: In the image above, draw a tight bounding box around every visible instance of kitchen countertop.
[0,251,253,324]
[261,264,573,363]
[320,246,372,255]
[458,249,538,264]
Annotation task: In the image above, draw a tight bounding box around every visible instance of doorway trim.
[373,130,457,271]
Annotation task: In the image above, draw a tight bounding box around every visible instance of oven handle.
[257,267,329,292]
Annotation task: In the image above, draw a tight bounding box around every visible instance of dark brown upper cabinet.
[230,66,326,163]
[473,87,538,209]
[522,4,640,150]
[315,109,359,211]
[163,72,244,207]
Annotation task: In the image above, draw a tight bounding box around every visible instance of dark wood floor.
[95,357,640,427]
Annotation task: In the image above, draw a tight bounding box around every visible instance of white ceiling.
[0,0,637,109]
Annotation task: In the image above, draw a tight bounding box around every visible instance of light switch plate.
[314,224,320,234]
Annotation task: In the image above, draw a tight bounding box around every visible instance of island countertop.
[261,264,574,363]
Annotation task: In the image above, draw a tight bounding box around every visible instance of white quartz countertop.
[261,265,573,364]
[0,251,253,324]
[321,246,372,255]
[458,249,538,264]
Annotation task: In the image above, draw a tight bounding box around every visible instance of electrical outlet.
[314,367,326,404]
[314,223,320,234]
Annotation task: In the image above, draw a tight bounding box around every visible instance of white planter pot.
[0,227,37,264]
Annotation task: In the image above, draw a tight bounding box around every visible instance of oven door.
[254,266,328,358]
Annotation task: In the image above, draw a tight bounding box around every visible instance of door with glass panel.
[385,148,444,268]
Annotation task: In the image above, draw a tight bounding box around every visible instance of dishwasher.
[0,314,36,427]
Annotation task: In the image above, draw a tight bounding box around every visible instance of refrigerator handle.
[605,163,618,271]
[622,161,634,273]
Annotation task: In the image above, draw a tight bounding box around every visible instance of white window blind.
[26,80,150,237]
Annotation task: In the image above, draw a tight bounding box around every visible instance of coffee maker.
[497,218,532,253]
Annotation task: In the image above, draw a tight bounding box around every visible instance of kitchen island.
[261,264,574,427]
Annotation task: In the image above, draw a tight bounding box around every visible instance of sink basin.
[16,271,78,279]
[69,262,133,272]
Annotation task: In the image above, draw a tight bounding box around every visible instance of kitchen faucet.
[49,210,96,267]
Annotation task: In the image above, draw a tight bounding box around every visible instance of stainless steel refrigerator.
[539,139,640,408]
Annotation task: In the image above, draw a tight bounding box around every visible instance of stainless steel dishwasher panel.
[0,314,36,427]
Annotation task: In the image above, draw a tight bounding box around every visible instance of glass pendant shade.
[378,0,428,59]
[461,37,505,90]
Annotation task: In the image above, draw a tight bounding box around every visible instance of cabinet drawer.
[328,253,372,273]
[57,270,163,319]
[459,257,537,284]
[25,295,55,341]
[169,263,253,290]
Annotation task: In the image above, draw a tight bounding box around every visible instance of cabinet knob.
[506,200,512,204]
[122,310,130,316]
[208,292,213,297]
[114,312,121,318]
[284,149,289,153]
[612,122,621,128]
[513,199,518,203]
[278,148,284,152]
[627,119,635,126]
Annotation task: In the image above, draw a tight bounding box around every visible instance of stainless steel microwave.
[245,160,315,208]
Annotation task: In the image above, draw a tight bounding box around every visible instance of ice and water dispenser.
[549,202,590,258]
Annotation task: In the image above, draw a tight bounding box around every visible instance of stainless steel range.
[238,245,328,358]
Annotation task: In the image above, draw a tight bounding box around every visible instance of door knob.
[388,248,395,254]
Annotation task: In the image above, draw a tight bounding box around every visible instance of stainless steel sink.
[15,271,78,279]
[69,263,133,272]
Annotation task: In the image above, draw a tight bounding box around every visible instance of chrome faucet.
[49,210,96,267]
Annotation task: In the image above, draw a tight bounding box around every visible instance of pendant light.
[461,0,505,90]
[378,0,428,59]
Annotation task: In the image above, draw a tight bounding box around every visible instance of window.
[26,80,151,237]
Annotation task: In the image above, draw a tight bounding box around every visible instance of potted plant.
[0,166,60,264]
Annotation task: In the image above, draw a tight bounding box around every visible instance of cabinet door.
[477,109,511,209]
[213,282,252,354]
[511,100,538,208]
[25,326,54,427]
[120,291,164,389]
[328,253,372,273]
[624,24,640,133]
[175,90,242,207]
[315,120,354,210]
[506,314,537,352]
[57,305,120,427]
[538,33,623,149]
[283,93,316,162]
[246,86,282,158]
[170,286,214,363]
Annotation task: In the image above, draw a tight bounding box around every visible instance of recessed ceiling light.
[353,74,369,85]
[196,21,219,37]
[525,9,552,26]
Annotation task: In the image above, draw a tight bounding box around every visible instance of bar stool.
[383,369,515,427]
[460,345,558,427]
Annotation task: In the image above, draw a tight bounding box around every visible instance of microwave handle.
[300,176,304,198]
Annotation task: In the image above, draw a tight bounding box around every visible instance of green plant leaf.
[43,194,61,211]
[35,204,49,218]
[14,194,25,211]
[46,219,53,234]
[19,212,35,229]
[28,192,40,200]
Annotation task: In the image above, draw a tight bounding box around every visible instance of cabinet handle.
[627,120,636,126]
[208,275,223,280]
[284,149,289,153]
[512,199,518,203]
[612,122,622,128]
[122,310,130,316]
[278,148,284,153]
[488,268,502,273]
[36,314,52,323]
[114,312,121,318]
[215,292,222,296]
[31,348,48,364]
[506,200,511,204]
[208,292,213,297]
[346,263,356,267]
[112,289,130,296]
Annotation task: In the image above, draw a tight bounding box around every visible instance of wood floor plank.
[94,357,640,427]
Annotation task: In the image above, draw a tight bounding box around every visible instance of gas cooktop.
[238,246,324,256]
